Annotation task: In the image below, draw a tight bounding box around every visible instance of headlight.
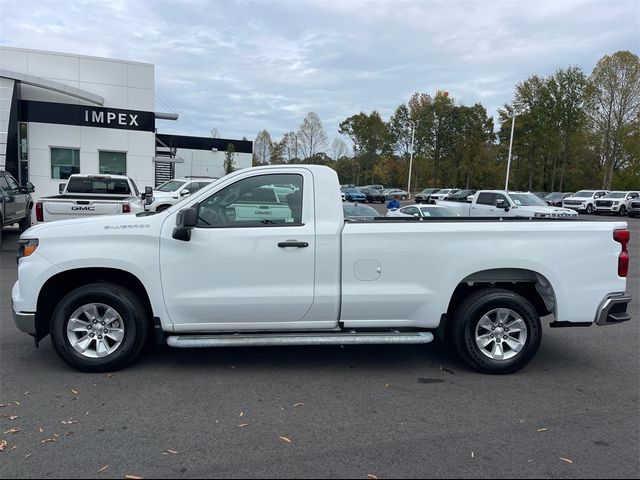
[613,201,619,205]
[18,238,39,262]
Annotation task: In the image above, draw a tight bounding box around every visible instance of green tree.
[253,129,273,165]
[587,50,640,189]
[223,143,236,174]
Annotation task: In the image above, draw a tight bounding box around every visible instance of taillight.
[613,229,630,277]
[36,201,43,222]
[122,203,131,214]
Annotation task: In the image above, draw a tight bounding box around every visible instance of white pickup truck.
[12,165,632,374]
[438,190,579,218]
[35,175,145,223]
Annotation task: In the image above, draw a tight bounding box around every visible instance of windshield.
[436,189,451,194]
[156,180,187,192]
[604,192,626,198]
[509,193,548,207]
[574,190,595,198]
[130,178,140,197]
[545,192,563,200]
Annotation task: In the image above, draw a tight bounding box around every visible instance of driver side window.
[196,174,304,228]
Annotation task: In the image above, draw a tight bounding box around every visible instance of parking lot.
[1,215,638,479]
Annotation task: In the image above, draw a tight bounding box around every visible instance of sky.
[1,0,638,145]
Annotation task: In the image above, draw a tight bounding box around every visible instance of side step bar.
[166,331,434,348]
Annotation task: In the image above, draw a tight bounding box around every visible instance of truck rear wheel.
[50,283,150,372]
[450,289,542,374]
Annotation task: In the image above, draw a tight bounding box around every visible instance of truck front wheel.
[50,283,150,372]
[450,289,542,374]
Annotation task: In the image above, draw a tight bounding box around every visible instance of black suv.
[0,171,35,248]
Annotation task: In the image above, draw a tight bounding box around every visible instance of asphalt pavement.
[0,215,638,479]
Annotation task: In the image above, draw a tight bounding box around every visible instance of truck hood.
[22,212,164,239]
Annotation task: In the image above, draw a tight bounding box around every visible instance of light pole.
[407,120,417,196]
[504,113,516,191]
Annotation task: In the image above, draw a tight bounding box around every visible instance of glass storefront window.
[99,151,127,175]
[19,123,29,185]
[51,147,80,180]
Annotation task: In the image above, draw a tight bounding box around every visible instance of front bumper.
[12,299,37,335]
[595,294,632,326]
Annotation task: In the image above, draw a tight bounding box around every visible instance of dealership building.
[0,46,252,198]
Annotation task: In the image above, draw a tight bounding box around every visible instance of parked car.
[343,188,366,202]
[343,202,381,221]
[563,190,609,214]
[544,192,574,207]
[384,188,410,201]
[414,188,441,204]
[429,188,460,204]
[1,171,35,248]
[12,165,632,375]
[439,191,579,218]
[386,204,459,218]
[146,177,218,212]
[36,174,145,223]
[532,192,550,199]
[594,191,640,216]
[361,187,387,203]
[629,198,640,217]
[446,189,477,202]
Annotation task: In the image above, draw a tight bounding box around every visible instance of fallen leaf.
[471,451,475,458]
[536,428,548,432]
[8,446,16,452]
[0,415,19,421]
[85,411,90,416]
[0,440,7,451]
[64,432,73,437]
[559,457,574,464]
[24,453,31,460]
[293,403,305,408]
[14,402,20,406]
[125,475,143,479]
[71,397,79,401]
[367,475,379,480]
[106,374,113,379]
[278,436,292,444]
[239,412,244,418]
[0,404,11,408]
[71,389,78,395]
[24,392,30,396]
[97,465,110,473]
[53,433,59,438]
[40,438,56,444]
[237,424,249,428]
[162,449,179,455]
[38,427,44,433]
[3,428,20,434]
[384,384,390,388]
[61,420,77,425]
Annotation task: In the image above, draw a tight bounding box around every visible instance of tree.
[298,112,328,159]
[253,129,273,165]
[282,131,301,162]
[330,138,350,160]
[587,51,640,189]
[224,143,236,174]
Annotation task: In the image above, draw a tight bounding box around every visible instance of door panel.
[159,171,318,330]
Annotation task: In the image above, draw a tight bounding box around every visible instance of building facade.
[0,46,252,199]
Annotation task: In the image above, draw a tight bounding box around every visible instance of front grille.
[564,200,581,206]
[596,200,612,207]
[631,202,640,208]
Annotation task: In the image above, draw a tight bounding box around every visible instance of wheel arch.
[35,268,154,341]
[439,268,557,340]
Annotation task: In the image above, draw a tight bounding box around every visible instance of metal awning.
[0,69,104,105]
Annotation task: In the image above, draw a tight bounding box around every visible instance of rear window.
[66,177,131,195]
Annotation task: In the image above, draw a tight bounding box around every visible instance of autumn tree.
[298,113,328,159]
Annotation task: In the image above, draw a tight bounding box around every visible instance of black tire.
[50,283,150,372]
[18,209,32,232]
[450,288,542,374]
[619,205,627,216]
[586,204,594,214]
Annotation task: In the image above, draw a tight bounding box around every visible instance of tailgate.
[43,199,124,221]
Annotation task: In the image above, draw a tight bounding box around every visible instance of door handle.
[278,241,309,248]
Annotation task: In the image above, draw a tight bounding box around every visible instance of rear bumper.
[595,294,632,326]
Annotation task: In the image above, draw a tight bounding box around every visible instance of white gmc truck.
[12,165,633,374]
[36,175,145,223]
